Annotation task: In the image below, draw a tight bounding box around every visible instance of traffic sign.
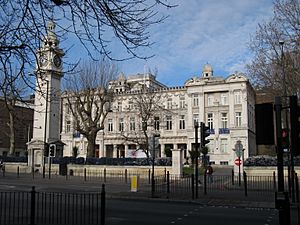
[234,158,242,166]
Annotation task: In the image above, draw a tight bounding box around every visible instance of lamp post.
[194,122,199,199]
[151,133,160,198]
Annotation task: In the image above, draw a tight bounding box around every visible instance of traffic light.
[49,144,56,157]
[290,95,300,156]
[200,122,210,147]
[281,128,289,150]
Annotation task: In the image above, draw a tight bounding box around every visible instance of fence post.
[243,171,248,197]
[84,168,87,181]
[191,174,195,199]
[101,184,106,225]
[273,171,277,191]
[164,168,167,182]
[125,169,127,184]
[167,171,170,194]
[204,172,207,195]
[104,168,106,183]
[17,166,20,178]
[231,169,234,186]
[30,186,36,225]
[148,169,151,184]
[295,173,300,224]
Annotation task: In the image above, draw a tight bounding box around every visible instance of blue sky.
[63,0,274,87]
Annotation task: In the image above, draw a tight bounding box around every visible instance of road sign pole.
[238,156,241,187]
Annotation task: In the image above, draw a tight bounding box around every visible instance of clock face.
[39,54,47,66]
[53,54,62,67]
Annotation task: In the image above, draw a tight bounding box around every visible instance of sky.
[64,0,275,87]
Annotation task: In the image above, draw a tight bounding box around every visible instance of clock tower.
[28,21,64,169]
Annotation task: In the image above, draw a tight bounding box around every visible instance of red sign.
[234,158,242,166]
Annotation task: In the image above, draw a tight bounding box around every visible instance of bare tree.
[0,0,174,101]
[64,59,118,157]
[247,0,300,98]
[120,88,168,159]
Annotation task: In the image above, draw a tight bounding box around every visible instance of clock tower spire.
[28,21,64,170]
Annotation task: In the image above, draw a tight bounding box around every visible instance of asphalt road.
[106,199,279,225]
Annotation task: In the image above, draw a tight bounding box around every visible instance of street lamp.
[151,133,160,198]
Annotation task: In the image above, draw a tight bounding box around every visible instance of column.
[160,144,165,157]
[172,148,183,176]
[99,130,104,158]
[125,144,128,158]
[113,145,118,158]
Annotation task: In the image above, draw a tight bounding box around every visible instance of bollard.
[84,168,87,181]
[30,186,36,225]
[191,174,195,199]
[101,184,106,225]
[125,169,127,184]
[243,171,248,197]
[167,171,170,194]
[104,168,106,183]
[231,169,234,186]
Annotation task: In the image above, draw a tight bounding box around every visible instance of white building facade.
[61,64,256,166]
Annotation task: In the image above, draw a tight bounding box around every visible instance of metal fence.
[0,186,106,225]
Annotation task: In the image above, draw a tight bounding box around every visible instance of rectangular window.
[167,98,172,109]
[220,93,228,105]
[66,120,71,133]
[154,116,160,130]
[193,94,199,107]
[179,115,185,130]
[220,139,228,153]
[234,91,241,104]
[128,101,133,110]
[193,114,199,126]
[179,97,186,109]
[207,113,213,129]
[117,101,122,111]
[130,117,135,131]
[65,104,70,114]
[235,112,242,127]
[221,113,228,128]
[166,115,172,130]
[207,94,213,106]
[108,119,113,132]
[119,118,124,131]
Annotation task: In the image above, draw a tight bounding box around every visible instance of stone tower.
[27,21,64,169]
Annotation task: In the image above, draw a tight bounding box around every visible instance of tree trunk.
[86,133,97,158]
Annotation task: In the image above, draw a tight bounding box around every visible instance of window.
[154,117,160,130]
[193,94,199,107]
[234,91,242,104]
[119,118,124,131]
[167,98,172,109]
[221,113,228,128]
[130,117,135,131]
[207,113,213,129]
[166,115,172,130]
[179,97,186,109]
[117,102,122,111]
[128,101,133,110]
[65,104,70,114]
[235,112,242,127]
[220,93,228,105]
[108,119,113,132]
[207,94,213,106]
[179,115,185,130]
[66,120,71,133]
[220,139,228,153]
[193,114,199,125]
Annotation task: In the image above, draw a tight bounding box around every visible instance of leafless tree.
[247,0,300,98]
[0,0,174,101]
[63,59,118,157]
[120,87,168,159]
